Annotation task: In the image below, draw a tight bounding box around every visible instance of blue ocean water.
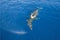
[0,0,60,40]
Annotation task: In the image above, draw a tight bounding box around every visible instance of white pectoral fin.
[35,17,40,20]
[32,16,40,21]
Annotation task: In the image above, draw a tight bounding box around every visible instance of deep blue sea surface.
[0,0,60,40]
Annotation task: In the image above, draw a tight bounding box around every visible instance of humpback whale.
[27,9,38,30]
